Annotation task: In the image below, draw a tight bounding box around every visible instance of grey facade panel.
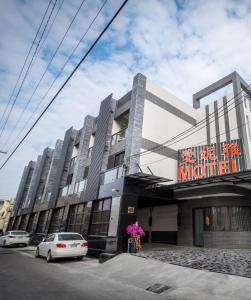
[117,91,132,108]
[42,140,63,200]
[25,155,43,212]
[125,73,147,174]
[13,166,29,215]
[84,95,116,202]
[70,115,95,195]
[48,128,77,208]
[145,91,197,126]
[27,148,53,213]
[13,161,36,216]
[141,138,178,160]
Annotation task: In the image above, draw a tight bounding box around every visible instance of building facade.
[0,200,13,233]
[8,71,251,251]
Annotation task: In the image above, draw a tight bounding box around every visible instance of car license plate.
[70,243,79,248]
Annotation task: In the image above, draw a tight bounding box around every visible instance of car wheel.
[3,241,6,248]
[46,251,53,263]
[23,244,28,247]
[77,256,83,260]
[35,248,40,258]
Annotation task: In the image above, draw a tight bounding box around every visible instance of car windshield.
[58,234,83,241]
[10,231,27,235]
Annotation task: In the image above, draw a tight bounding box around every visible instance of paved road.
[0,247,160,300]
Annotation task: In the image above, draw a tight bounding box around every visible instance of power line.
[30,0,66,70]
[128,85,251,160]
[140,117,251,168]
[0,0,58,140]
[0,0,86,148]
[0,0,53,128]
[139,93,250,168]
[1,0,108,156]
[0,0,128,170]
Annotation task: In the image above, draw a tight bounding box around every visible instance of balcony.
[100,166,124,185]
[87,147,93,159]
[61,185,70,196]
[74,179,87,195]
[111,128,127,146]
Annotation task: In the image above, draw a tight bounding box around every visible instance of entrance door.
[194,209,204,247]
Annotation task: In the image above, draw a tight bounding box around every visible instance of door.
[194,209,204,247]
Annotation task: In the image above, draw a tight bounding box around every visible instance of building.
[0,200,13,233]
[8,71,251,252]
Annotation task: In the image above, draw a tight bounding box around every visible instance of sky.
[0,0,251,199]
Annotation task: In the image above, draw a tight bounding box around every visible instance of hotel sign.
[177,139,245,182]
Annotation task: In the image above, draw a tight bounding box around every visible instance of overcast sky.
[0,0,251,199]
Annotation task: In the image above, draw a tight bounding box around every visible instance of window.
[204,206,251,231]
[49,208,64,234]
[83,166,89,179]
[36,211,49,233]
[90,199,111,236]
[19,215,28,230]
[73,179,87,194]
[67,203,86,234]
[58,233,83,241]
[27,213,36,233]
[114,152,125,167]
[66,174,73,185]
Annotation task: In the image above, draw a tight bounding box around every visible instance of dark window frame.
[90,198,111,237]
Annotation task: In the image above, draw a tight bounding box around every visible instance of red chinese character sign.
[177,139,245,182]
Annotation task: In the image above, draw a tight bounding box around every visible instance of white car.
[35,232,88,262]
[0,231,30,247]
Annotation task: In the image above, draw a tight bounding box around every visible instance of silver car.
[0,231,30,247]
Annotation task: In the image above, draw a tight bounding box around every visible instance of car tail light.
[81,242,88,248]
[56,243,66,248]
[8,236,15,238]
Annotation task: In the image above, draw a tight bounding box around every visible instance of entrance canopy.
[126,172,172,187]
[143,170,251,200]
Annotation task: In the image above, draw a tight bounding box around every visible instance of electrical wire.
[30,0,66,70]
[0,0,53,128]
[1,0,108,155]
[139,93,251,168]
[128,85,251,160]
[140,118,251,168]
[0,0,58,140]
[0,0,86,147]
[0,0,129,170]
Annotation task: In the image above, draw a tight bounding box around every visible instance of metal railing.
[74,179,87,194]
[111,128,127,145]
[100,166,124,185]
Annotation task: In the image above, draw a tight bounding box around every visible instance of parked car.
[0,230,30,247]
[29,233,46,246]
[35,232,88,262]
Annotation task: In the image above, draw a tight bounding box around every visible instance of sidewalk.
[88,253,251,300]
